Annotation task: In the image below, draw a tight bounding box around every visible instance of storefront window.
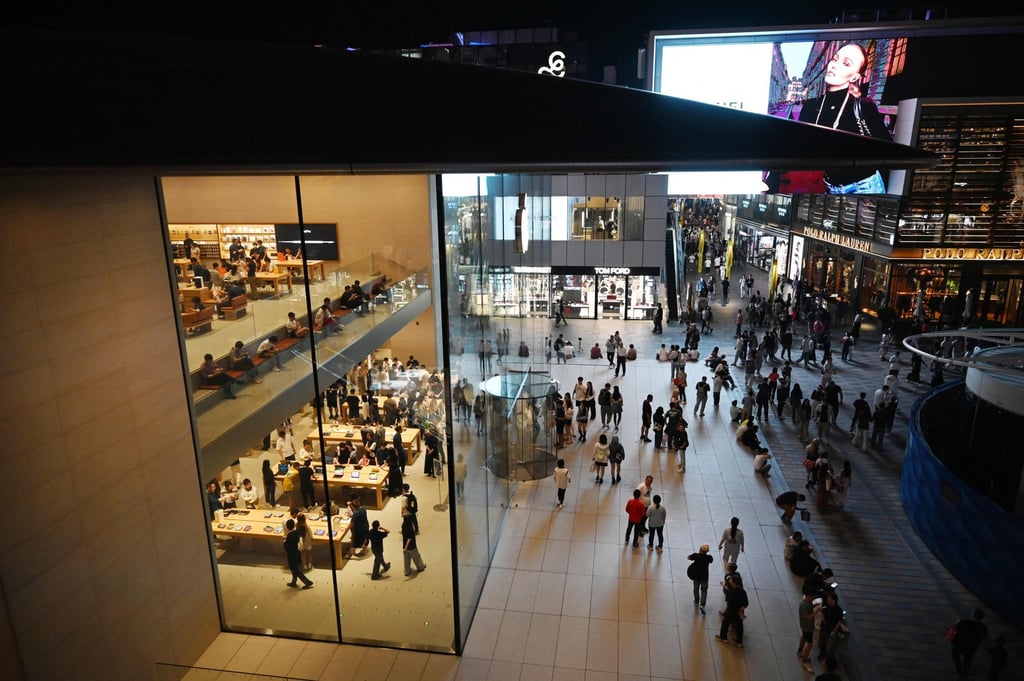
[891,263,962,322]
[977,276,1024,327]
[627,275,659,319]
[596,273,627,319]
[858,256,890,312]
[837,251,856,298]
[555,274,595,319]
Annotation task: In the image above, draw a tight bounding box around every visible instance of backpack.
[406,493,418,514]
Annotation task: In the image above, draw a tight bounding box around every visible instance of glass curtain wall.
[169,174,456,651]
[441,173,556,647]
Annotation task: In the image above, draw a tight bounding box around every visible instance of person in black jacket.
[298,460,316,509]
[716,574,749,647]
[283,519,313,588]
[951,608,989,677]
[686,544,715,614]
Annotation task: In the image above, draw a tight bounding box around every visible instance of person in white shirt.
[238,478,259,508]
[718,517,745,568]
[873,385,894,411]
[573,376,588,410]
[297,439,315,464]
[275,427,296,462]
[285,311,309,338]
[257,335,283,370]
[753,448,772,476]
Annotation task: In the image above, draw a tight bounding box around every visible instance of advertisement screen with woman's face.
[652,31,904,195]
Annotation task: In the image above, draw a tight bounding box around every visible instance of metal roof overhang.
[0,30,937,175]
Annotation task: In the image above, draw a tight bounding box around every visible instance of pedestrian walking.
[625,489,646,548]
[640,394,653,441]
[716,574,749,647]
[834,460,852,509]
[368,520,391,580]
[652,406,666,449]
[283,519,314,589]
[615,341,628,376]
[797,398,812,442]
[687,544,714,615]
[610,386,624,430]
[674,418,690,473]
[694,376,710,416]
[554,299,567,326]
[592,434,610,484]
[401,515,427,576]
[598,383,612,427]
[718,517,745,568]
[797,592,820,672]
[814,400,832,442]
[950,608,989,678]
[608,435,625,484]
[646,495,666,551]
[553,459,571,509]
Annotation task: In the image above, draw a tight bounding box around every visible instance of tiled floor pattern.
[190,262,1021,681]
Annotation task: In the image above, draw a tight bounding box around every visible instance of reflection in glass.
[171,174,455,651]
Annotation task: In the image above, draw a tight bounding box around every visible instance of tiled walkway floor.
[192,263,1020,681]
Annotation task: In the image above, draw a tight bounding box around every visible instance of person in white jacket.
[553,459,571,509]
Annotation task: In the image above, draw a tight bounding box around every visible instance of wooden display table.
[311,426,422,455]
[277,258,326,282]
[173,258,193,281]
[291,464,392,508]
[255,271,292,296]
[210,508,349,565]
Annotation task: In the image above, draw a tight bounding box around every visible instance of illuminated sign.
[803,227,873,254]
[594,267,631,275]
[789,235,805,280]
[921,247,1024,261]
[538,51,566,77]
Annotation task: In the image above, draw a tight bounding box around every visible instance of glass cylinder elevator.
[482,370,560,480]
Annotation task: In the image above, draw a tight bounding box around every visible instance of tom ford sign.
[803,227,873,254]
[921,247,1024,261]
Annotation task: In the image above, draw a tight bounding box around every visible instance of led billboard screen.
[650,22,1024,195]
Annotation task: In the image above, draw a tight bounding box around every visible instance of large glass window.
[858,256,890,311]
[168,174,457,651]
[890,263,962,322]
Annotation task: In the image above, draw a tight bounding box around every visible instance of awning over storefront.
[0,30,936,174]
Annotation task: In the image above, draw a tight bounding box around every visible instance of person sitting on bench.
[200,353,236,399]
[257,335,284,371]
[229,341,262,384]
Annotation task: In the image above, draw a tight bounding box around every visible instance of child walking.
[554,459,571,509]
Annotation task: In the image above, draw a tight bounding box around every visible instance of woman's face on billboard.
[824,44,865,90]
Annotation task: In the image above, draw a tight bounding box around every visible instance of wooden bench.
[221,294,248,320]
[182,307,215,336]
[216,336,304,382]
